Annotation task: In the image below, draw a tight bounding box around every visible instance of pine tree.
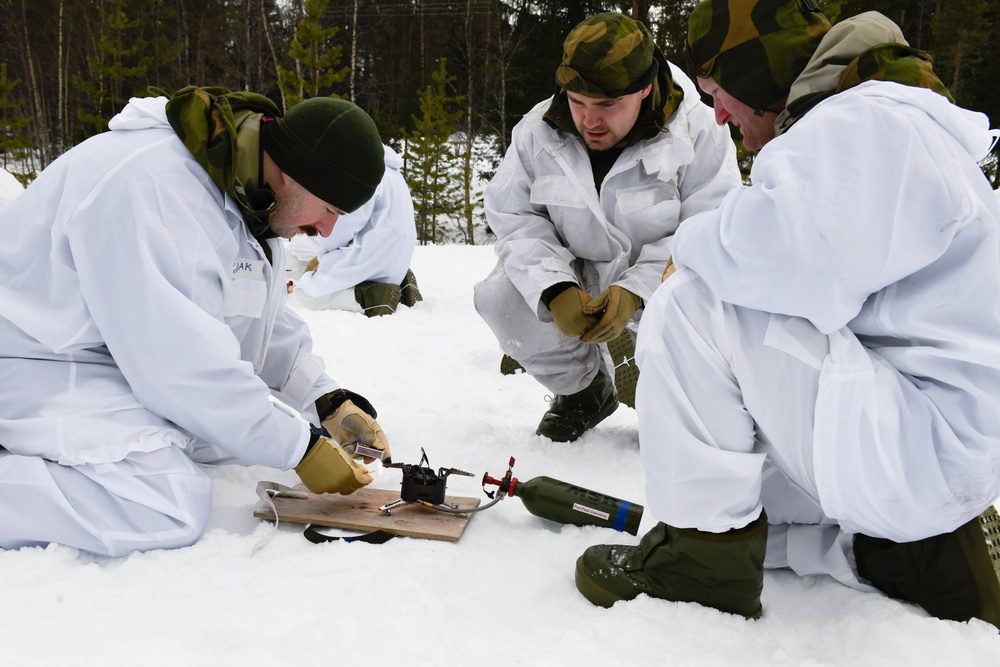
[402,58,465,245]
[0,62,34,179]
[73,0,151,133]
[278,0,348,109]
[144,0,185,93]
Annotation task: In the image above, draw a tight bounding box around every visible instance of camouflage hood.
[775,11,953,134]
[163,86,282,238]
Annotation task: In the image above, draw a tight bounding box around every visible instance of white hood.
[383,142,404,171]
[875,82,999,162]
[107,96,170,131]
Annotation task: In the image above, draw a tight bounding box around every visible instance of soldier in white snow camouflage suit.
[577,1,1000,629]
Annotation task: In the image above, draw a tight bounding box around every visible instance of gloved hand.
[662,257,676,282]
[322,400,391,463]
[581,286,640,344]
[304,256,319,273]
[549,286,598,338]
[294,436,372,495]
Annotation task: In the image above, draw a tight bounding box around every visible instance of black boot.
[535,369,618,442]
[576,513,768,618]
[854,505,1000,629]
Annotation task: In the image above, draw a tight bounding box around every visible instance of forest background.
[1,0,998,245]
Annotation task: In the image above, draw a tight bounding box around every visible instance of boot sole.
[608,330,639,409]
[399,269,423,307]
[956,505,1000,629]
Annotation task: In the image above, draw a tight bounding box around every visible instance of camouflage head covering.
[775,12,954,132]
[556,13,658,99]
[686,0,831,112]
[836,43,953,99]
[544,13,684,147]
[782,42,955,127]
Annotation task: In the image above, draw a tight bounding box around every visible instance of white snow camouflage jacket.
[672,75,1000,539]
[0,96,337,468]
[484,62,741,318]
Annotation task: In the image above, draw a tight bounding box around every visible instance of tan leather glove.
[294,436,372,495]
[662,257,676,281]
[581,286,640,344]
[322,400,391,463]
[304,256,319,273]
[549,286,598,338]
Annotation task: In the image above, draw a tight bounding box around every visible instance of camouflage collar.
[164,86,281,238]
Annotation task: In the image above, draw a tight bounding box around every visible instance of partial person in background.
[474,12,740,442]
[0,167,23,212]
[288,143,421,317]
[576,1,1000,630]
[0,89,391,557]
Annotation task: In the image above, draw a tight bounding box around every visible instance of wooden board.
[254,484,480,542]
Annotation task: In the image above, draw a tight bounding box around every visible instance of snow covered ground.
[1,243,999,666]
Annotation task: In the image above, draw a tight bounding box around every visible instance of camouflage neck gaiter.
[163,86,282,239]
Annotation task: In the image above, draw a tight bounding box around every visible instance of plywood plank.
[254,484,480,542]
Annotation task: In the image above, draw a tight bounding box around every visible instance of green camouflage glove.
[582,286,640,344]
[549,286,598,338]
[294,436,372,495]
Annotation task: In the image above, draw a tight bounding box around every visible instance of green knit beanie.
[556,12,658,99]
[686,0,831,112]
[261,97,384,214]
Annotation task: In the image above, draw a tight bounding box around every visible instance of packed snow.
[1,243,998,666]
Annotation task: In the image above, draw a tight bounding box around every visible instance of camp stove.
[379,448,474,514]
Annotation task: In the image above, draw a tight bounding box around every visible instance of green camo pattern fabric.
[164,86,281,238]
[686,0,831,111]
[544,13,684,146]
[784,42,954,125]
[556,13,656,99]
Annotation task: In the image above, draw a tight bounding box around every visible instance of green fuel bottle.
[482,458,643,535]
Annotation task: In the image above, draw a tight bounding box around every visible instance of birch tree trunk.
[261,0,285,110]
[463,0,475,244]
